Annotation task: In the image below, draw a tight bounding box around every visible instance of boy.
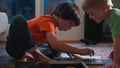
[82,0,120,68]
[6,2,94,62]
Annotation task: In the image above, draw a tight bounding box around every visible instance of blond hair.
[105,0,113,7]
[82,0,113,10]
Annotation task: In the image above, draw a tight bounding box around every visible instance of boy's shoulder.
[109,8,120,17]
[38,14,52,20]
[112,8,120,12]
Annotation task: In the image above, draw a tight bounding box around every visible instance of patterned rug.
[63,43,113,59]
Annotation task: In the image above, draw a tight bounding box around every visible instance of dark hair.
[53,2,80,26]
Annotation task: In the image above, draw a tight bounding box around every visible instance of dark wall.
[84,13,103,43]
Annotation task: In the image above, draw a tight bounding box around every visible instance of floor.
[0,43,113,68]
[0,43,113,59]
[0,43,9,56]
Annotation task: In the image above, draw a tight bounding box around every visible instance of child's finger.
[71,54,81,58]
[89,50,95,56]
[67,53,73,59]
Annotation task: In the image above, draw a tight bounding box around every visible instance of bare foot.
[32,49,52,62]
[19,52,35,62]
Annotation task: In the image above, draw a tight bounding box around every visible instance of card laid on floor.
[57,53,103,65]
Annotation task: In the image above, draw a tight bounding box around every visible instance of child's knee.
[11,15,27,26]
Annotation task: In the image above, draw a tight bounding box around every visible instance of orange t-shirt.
[28,14,56,45]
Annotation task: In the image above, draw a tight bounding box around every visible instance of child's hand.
[80,48,95,56]
[67,53,82,59]
[106,63,120,68]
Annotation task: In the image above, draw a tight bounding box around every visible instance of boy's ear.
[102,4,109,12]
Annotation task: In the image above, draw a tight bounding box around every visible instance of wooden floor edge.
[60,40,82,43]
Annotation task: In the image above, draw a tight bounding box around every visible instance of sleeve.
[111,17,120,37]
[38,20,56,33]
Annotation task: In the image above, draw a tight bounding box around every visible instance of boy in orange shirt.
[6,2,94,62]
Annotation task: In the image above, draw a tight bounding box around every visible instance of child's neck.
[52,14,59,26]
[105,7,113,19]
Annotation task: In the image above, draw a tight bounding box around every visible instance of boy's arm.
[113,37,120,65]
[45,31,94,56]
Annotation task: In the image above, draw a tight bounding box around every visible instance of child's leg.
[6,15,34,59]
[38,43,61,58]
